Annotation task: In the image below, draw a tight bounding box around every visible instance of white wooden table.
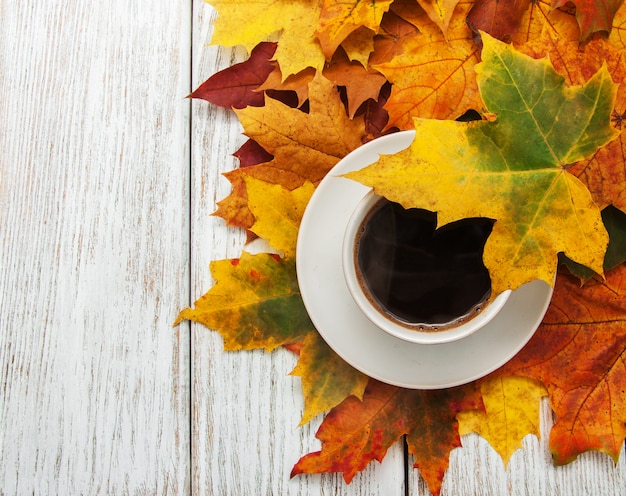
[2,1,626,494]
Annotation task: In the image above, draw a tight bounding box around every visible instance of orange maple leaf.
[323,49,387,118]
[491,264,626,464]
[371,0,482,129]
[291,379,482,496]
[215,73,366,230]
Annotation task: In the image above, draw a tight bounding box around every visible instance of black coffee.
[355,198,493,329]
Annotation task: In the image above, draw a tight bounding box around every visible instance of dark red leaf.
[233,139,274,168]
[190,42,277,108]
[467,0,532,44]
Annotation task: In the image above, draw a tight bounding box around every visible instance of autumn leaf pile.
[176,0,626,494]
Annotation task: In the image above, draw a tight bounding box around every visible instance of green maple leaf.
[345,32,618,295]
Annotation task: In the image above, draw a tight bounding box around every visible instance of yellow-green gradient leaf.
[175,252,313,351]
[457,376,547,465]
[291,331,369,425]
[346,33,618,294]
[244,175,315,258]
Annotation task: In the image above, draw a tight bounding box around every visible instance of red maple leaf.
[490,264,626,464]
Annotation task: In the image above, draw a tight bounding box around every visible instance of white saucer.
[296,131,553,389]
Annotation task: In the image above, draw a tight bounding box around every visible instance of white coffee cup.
[342,191,511,345]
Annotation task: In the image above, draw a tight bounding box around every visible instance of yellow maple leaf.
[415,0,462,37]
[316,0,394,59]
[290,332,369,425]
[244,175,315,258]
[206,0,325,78]
[457,376,548,465]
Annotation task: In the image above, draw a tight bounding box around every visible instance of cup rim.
[342,191,511,345]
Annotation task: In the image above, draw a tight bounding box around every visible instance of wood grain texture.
[0,1,191,493]
[2,0,626,495]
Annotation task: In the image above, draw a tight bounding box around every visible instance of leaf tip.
[173,308,191,327]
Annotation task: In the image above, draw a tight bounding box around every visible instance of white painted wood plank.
[0,1,191,493]
[189,2,406,493]
[408,399,626,495]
